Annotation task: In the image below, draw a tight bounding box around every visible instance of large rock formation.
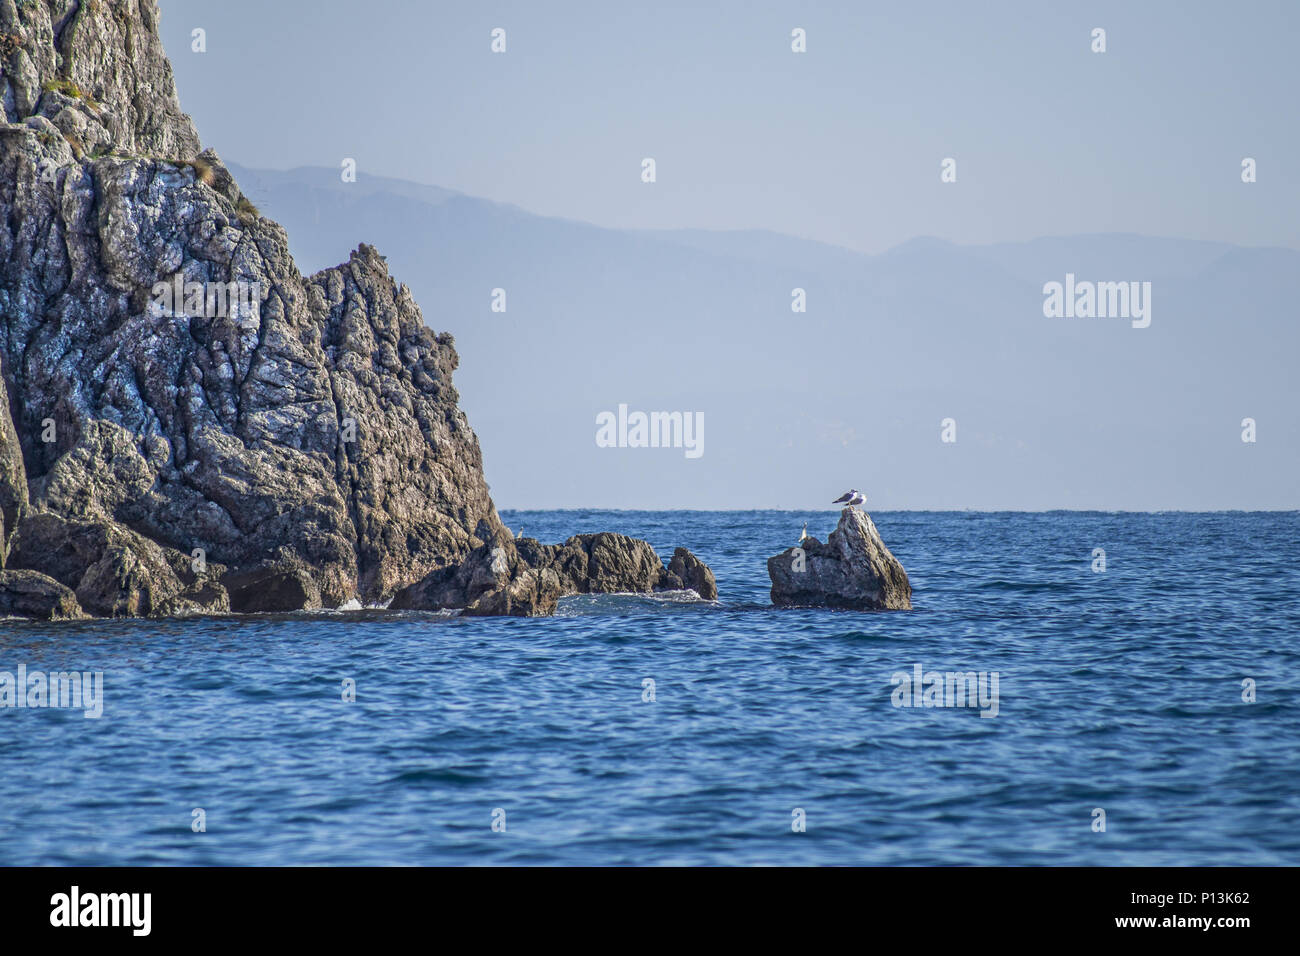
[0,0,714,619]
[768,508,911,610]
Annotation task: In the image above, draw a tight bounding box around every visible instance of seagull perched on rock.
[798,522,808,543]
[832,489,866,508]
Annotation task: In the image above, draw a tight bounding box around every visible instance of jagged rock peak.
[0,0,506,616]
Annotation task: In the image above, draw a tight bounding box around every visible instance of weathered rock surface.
[222,563,320,615]
[0,359,27,567]
[527,532,668,595]
[391,528,717,615]
[8,511,228,617]
[0,0,508,617]
[768,508,911,610]
[0,1,714,619]
[660,547,719,600]
[0,568,85,620]
[462,566,564,618]
[0,0,200,160]
[387,523,528,614]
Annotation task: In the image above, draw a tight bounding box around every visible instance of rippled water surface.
[2,511,1297,865]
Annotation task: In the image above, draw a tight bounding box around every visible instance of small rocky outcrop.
[8,512,228,617]
[518,532,717,597]
[661,547,718,599]
[0,568,85,620]
[387,524,547,616]
[391,527,717,617]
[768,509,911,610]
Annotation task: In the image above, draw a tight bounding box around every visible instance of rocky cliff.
[0,0,712,619]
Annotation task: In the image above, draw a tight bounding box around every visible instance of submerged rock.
[768,508,911,610]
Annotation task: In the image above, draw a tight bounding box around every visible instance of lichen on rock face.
[1,0,200,159]
[0,0,715,619]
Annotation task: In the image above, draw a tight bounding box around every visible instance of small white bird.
[798,522,808,543]
[832,488,866,507]
[516,528,523,539]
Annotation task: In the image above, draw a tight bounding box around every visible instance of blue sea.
[1,511,1297,866]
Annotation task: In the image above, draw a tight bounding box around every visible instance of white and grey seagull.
[832,488,866,508]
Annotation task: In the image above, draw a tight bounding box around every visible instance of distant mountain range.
[229,163,1300,510]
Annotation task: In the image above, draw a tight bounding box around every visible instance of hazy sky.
[160,0,1299,255]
